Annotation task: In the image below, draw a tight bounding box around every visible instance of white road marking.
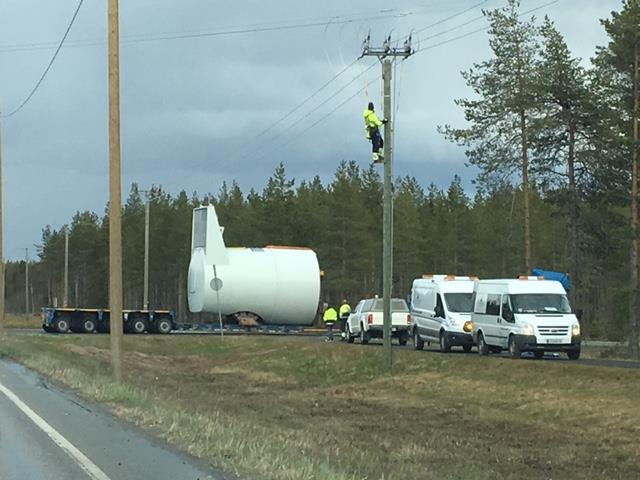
[0,380,111,480]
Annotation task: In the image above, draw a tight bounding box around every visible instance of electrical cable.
[2,0,85,118]
[412,0,488,35]
[237,61,377,163]
[246,0,562,162]
[227,59,360,160]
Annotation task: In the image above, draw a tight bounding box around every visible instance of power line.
[247,0,562,162]
[237,62,377,163]
[235,1,495,162]
[0,7,432,54]
[226,59,360,160]
[2,0,85,118]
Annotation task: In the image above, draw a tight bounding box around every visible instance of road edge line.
[0,380,111,480]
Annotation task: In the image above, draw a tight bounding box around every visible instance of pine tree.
[442,0,540,272]
[596,0,640,357]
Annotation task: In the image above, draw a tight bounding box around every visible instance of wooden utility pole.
[24,248,29,315]
[361,34,413,370]
[108,0,124,382]
[630,43,639,360]
[63,228,69,307]
[0,116,4,336]
[143,193,150,310]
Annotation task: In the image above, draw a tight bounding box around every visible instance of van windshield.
[371,299,409,312]
[444,293,473,313]
[510,294,572,314]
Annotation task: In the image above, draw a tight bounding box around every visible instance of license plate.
[546,338,563,344]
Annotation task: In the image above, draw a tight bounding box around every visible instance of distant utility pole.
[361,34,413,371]
[108,0,124,382]
[0,116,4,336]
[63,227,69,307]
[24,248,29,315]
[143,191,150,310]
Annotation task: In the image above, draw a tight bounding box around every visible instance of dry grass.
[2,313,42,329]
[1,334,639,480]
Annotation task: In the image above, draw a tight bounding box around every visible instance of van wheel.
[477,332,489,356]
[439,331,451,353]
[413,329,424,351]
[508,335,521,359]
[360,325,370,345]
[567,349,580,360]
[463,344,472,353]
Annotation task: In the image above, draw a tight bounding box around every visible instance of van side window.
[486,294,501,316]
[435,294,445,318]
[501,295,514,322]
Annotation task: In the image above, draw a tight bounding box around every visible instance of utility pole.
[63,227,69,307]
[24,248,29,316]
[143,191,150,310]
[108,0,124,382]
[361,34,413,370]
[0,116,4,336]
[630,42,639,359]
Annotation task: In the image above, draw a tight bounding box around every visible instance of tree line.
[4,1,639,353]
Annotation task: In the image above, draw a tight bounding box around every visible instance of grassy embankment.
[3,313,42,329]
[0,333,638,480]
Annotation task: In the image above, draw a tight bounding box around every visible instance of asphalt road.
[0,359,228,480]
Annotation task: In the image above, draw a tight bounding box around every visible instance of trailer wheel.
[130,318,148,334]
[155,318,173,335]
[54,318,70,334]
[82,318,97,334]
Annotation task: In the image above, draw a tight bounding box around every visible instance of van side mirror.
[435,306,444,318]
[502,308,513,322]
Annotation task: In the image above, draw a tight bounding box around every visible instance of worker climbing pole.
[360,33,413,370]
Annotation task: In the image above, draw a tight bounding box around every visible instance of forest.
[4,1,639,348]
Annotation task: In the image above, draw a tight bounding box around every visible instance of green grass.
[1,334,639,480]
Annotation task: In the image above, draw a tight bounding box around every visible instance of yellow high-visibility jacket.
[323,307,338,323]
[363,108,383,138]
[339,304,351,317]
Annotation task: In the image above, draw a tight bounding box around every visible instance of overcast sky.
[0,0,622,260]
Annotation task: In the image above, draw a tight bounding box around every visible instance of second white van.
[471,277,581,359]
[410,275,475,353]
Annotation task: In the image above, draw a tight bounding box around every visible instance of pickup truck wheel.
[508,335,521,359]
[412,329,424,350]
[439,331,451,353]
[360,325,370,345]
[477,332,489,356]
[346,325,354,344]
[463,344,473,353]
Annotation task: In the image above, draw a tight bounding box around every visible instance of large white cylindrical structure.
[187,206,321,326]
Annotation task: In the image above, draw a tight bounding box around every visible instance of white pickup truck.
[345,298,411,345]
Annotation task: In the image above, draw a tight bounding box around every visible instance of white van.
[471,277,581,359]
[410,275,475,353]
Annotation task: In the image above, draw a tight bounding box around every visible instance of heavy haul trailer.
[42,307,175,334]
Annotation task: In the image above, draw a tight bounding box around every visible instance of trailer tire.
[54,318,70,334]
[154,318,173,335]
[130,318,148,334]
[82,318,97,334]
